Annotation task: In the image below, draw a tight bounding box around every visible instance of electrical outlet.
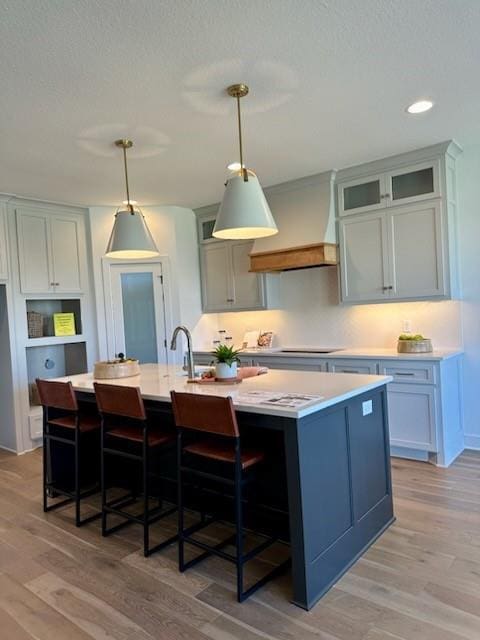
[402,320,411,333]
[362,400,373,416]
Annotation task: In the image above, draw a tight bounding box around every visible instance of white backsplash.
[192,267,462,350]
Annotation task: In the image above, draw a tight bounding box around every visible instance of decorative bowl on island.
[94,356,140,379]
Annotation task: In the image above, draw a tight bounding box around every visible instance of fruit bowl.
[397,334,433,353]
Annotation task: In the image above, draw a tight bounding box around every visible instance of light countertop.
[58,363,392,420]
[194,347,463,362]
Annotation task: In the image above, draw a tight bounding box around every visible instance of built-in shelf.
[26,298,82,339]
[25,334,86,347]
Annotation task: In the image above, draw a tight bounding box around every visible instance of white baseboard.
[390,446,429,462]
[0,444,41,456]
[0,444,19,454]
[464,434,480,450]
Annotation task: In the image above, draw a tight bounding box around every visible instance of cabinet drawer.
[327,359,378,375]
[379,361,436,384]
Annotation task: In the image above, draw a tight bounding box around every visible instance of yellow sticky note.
[53,313,76,337]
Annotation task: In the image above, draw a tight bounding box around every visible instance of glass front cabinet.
[338,160,440,216]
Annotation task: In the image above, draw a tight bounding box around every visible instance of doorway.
[107,262,169,364]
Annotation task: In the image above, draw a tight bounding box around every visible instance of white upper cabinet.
[196,208,275,313]
[338,159,440,216]
[386,160,440,207]
[200,240,266,313]
[339,212,390,302]
[49,215,83,292]
[230,242,264,309]
[337,141,460,303]
[338,173,385,215]
[389,201,445,299]
[16,207,85,294]
[0,203,8,280]
[200,242,232,312]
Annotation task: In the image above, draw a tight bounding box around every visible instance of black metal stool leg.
[143,436,150,557]
[74,428,81,526]
[177,431,185,571]
[235,463,244,602]
[43,429,49,513]
[101,423,108,536]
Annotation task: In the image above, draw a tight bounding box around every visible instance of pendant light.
[105,139,159,259]
[213,84,278,240]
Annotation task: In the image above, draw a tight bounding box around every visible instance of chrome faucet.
[170,326,195,379]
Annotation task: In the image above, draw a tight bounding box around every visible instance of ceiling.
[1,0,480,209]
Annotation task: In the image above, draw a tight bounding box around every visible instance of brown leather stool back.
[36,379,78,412]
[94,383,146,420]
[171,392,239,438]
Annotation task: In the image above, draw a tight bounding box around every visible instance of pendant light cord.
[236,96,248,182]
[122,145,134,213]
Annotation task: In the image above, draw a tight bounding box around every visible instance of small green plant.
[212,344,241,366]
[398,334,426,341]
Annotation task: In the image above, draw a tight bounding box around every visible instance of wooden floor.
[1,449,480,640]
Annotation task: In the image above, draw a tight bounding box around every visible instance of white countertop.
[194,347,463,362]
[58,363,392,420]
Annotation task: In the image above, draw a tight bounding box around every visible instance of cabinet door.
[338,174,385,216]
[327,359,378,374]
[51,216,83,292]
[388,201,446,299]
[339,212,390,303]
[388,384,437,451]
[200,243,233,312]
[386,160,440,207]
[230,241,265,310]
[0,206,8,280]
[16,208,54,293]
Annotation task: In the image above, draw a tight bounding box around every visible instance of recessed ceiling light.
[227,162,243,171]
[406,100,433,114]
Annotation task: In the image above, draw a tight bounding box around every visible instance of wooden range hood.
[249,170,338,273]
[250,242,337,272]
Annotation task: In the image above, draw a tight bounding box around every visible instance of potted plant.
[212,344,241,380]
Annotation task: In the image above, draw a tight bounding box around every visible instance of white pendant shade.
[105,209,159,259]
[213,174,278,240]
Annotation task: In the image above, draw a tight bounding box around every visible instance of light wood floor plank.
[1,449,480,639]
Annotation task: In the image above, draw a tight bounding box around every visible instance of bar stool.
[171,391,290,602]
[94,382,177,557]
[36,378,101,527]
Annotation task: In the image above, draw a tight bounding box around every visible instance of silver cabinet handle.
[226,298,234,302]
[341,369,360,373]
[395,372,415,376]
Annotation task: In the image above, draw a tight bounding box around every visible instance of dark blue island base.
[59,383,393,610]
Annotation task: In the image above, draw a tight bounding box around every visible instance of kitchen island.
[58,363,394,610]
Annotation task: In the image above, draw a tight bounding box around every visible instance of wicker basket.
[27,311,44,338]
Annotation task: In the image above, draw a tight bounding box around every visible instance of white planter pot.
[215,361,238,380]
